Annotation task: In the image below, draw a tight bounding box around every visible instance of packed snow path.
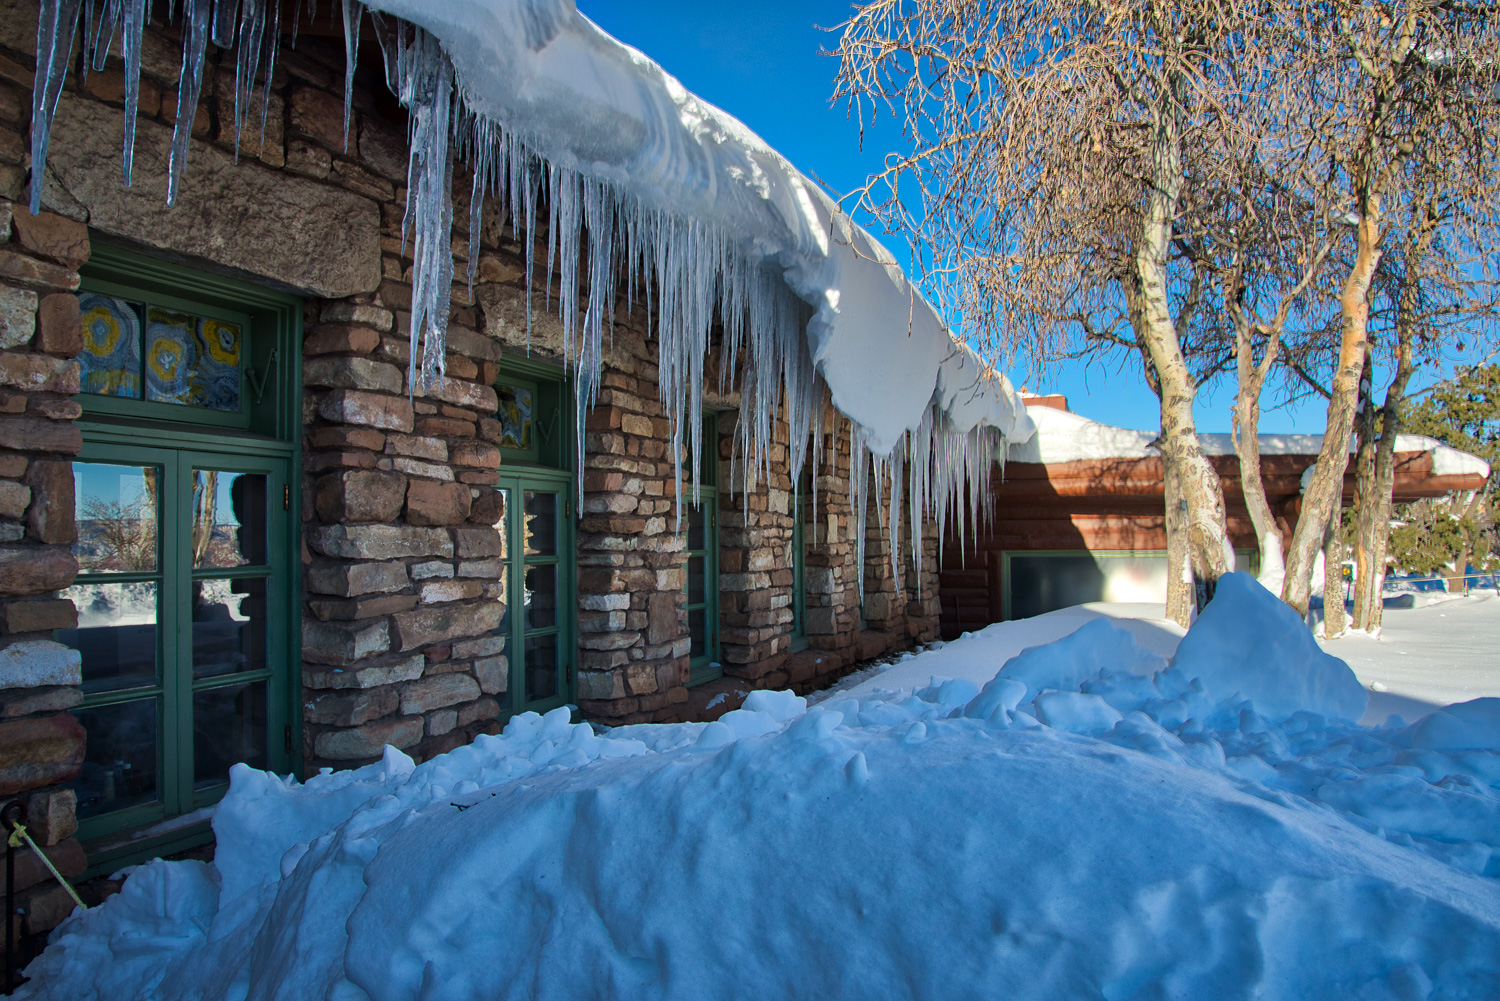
[18,575,1500,1000]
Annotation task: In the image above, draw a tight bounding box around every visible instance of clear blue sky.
[573,1,1442,435]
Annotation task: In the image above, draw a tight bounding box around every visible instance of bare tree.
[1278,1,1500,616]
[834,0,1281,622]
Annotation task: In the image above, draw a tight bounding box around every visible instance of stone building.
[0,0,1030,936]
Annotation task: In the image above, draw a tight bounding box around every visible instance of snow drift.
[18,575,1500,1000]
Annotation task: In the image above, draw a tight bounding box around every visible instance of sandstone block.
[304,324,381,356]
[406,480,471,527]
[0,249,77,292]
[23,788,76,847]
[385,434,448,462]
[0,414,81,454]
[308,593,417,622]
[625,663,657,696]
[457,696,500,727]
[457,557,503,578]
[304,653,425,691]
[390,457,453,481]
[454,526,504,558]
[423,377,497,412]
[449,441,500,469]
[581,593,631,612]
[302,618,390,666]
[24,460,76,544]
[576,670,625,701]
[304,355,402,394]
[399,673,480,715]
[473,653,508,694]
[309,525,454,561]
[45,96,380,298]
[0,685,83,717]
[0,598,76,634]
[0,478,28,520]
[320,302,394,331]
[19,883,78,937]
[410,560,455,580]
[303,686,400,727]
[313,716,424,760]
[426,709,457,737]
[419,580,483,604]
[313,469,406,524]
[392,601,503,651]
[306,560,409,597]
[317,389,414,432]
[9,207,89,269]
[307,426,386,452]
[0,546,76,596]
[0,834,85,895]
[0,639,81,688]
[452,634,506,659]
[0,285,36,349]
[0,713,85,795]
[647,591,678,646]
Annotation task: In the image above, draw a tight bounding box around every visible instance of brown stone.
[305,560,409,597]
[0,546,76,595]
[288,84,348,150]
[406,480,472,527]
[391,601,503,651]
[418,580,483,603]
[303,653,424,691]
[313,716,424,760]
[454,526,504,558]
[450,441,501,470]
[415,416,476,438]
[0,477,28,520]
[309,593,418,622]
[0,415,81,454]
[212,69,285,167]
[19,882,78,937]
[314,469,407,524]
[29,396,81,421]
[457,696,500,727]
[0,247,79,292]
[0,685,83,717]
[473,653,508,695]
[23,788,76,847]
[0,352,79,395]
[25,460,77,544]
[303,686,400,727]
[422,377,498,412]
[384,434,448,461]
[308,426,386,452]
[0,713,85,795]
[0,836,84,894]
[358,117,408,180]
[44,95,380,298]
[304,324,381,356]
[317,389,414,432]
[468,489,504,526]
[9,206,89,269]
[304,355,403,394]
[647,591,679,646]
[0,285,36,350]
[302,617,390,666]
[0,598,76,634]
[309,525,454,561]
[399,673,481,715]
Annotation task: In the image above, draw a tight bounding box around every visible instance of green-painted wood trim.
[496,469,577,720]
[790,474,809,653]
[685,412,721,685]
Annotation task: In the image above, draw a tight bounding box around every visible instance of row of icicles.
[29,0,1010,600]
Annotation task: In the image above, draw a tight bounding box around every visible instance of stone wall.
[0,4,947,937]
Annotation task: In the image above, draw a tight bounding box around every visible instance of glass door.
[495,471,574,715]
[63,444,291,847]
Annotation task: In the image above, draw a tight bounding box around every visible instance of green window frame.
[685,412,720,686]
[789,471,809,653]
[492,357,575,718]
[67,244,301,873]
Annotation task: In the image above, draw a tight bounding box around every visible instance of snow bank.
[19,579,1500,1000]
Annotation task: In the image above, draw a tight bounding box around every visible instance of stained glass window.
[496,381,535,451]
[76,294,241,413]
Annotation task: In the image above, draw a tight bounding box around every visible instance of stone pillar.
[0,197,90,936]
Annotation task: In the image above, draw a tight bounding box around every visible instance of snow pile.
[19,577,1500,1000]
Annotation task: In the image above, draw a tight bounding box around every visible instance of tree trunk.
[1351,347,1414,632]
[1323,505,1348,638]
[1231,321,1284,592]
[1164,461,1193,626]
[1282,210,1382,615]
[1350,355,1378,624]
[1135,99,1231,617]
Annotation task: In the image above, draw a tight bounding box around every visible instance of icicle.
[118,0,146,186]
[30,0,83,214]
[211,0,240,47]
[257,0,281,146]
[341,0,361,150]
[167,0,212,205]
[91,0,120,73]
[231,0,268,157]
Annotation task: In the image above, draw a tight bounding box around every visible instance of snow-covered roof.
[1009,403,1491,480]
[364,0,1033,455]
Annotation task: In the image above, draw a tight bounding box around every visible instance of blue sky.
[572,2,1453,435]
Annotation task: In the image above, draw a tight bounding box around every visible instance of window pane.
[524,491,557,556]
[143,307,243,412]
[689,608,707,659]
[74,463,159,573]
[524,563,557,629]
[687,556,705,605]
[494,488,509,560]
[193,681,267,789]
[496,382,535,450]
[686,503,705,552]
[523,633,558,704]
[192,470,267,568]
[71,698,158,818]
[58,581,158,693]
[77,293,143,399]
[192,578,266,679]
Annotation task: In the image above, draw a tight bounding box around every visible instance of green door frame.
[70,244,301,873]
[685,411,721,685]
[790,471,809,653]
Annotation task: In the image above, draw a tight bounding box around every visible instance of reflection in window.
[524,491,556,556]
[192,471,267,568]
[192,578,266,679]
[524,633,558,703]
[58,581,158,694]
[73,463,159,573]
[72,698,159,819]
[193,682,267,789]
[496,382,534,450]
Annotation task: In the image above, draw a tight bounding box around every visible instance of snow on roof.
[1010,402,1492,479]
[364,0,1033,455]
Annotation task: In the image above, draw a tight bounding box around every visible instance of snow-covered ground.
[17,574,1500,1000]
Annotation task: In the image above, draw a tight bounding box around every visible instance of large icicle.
[29,0,82,214]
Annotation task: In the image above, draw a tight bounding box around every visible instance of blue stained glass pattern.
[497,383,534,450]
[78,293,143,399]
[145,307,197,405]
[193,318,241,412]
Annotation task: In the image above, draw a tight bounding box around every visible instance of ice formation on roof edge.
[29,0,1025,595]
